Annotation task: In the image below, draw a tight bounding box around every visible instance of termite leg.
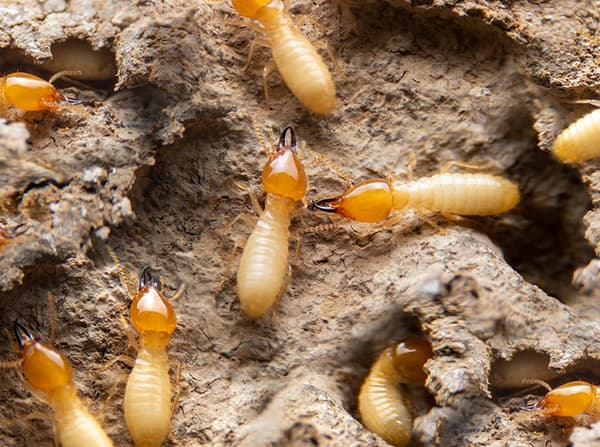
[294,14,335,33]
[120,315,140,352]
[168,283,186,302]
[98,373,129,424]
[407,152,417,181]
[170,360,183,419]
[224,17,266,34]
[224,211,259,233]
[440,212,470,224]
[242,37,271,73]
[414,211,443,232]
[214,239,246,295]
[312,40,347,78]
[570,99,600,107]
[262,60,278,112]
[290,236,306,272]
[97,354,136,374]
[439,159,501,174]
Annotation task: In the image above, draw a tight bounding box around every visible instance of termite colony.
[0,0,599,446]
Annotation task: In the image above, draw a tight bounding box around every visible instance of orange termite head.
[231,0,273,18]
[534,381,596,417]
[130,267,176,336]
[0,72,68,112]
[312,179,394,223]
[262,127,308,201]
[14,321,73,392]
[391,338,433,385]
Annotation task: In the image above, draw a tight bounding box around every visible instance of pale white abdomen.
[124,348,171,447]
[237,195,292,318]
[552,108,600,163]
[263,14,336,114]
[358,364,411,447]
[54,398,114,447]
[400,173,519,215]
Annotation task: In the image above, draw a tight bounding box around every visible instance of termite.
[552,107,600,163]
[312,167,520,224]
[0,71,81,114]
[358,338,433,447]
[529,379,600,417]
[112,262,184,447]
[236,125,308,318]
[230,0,337,114]
[0,321,114,447]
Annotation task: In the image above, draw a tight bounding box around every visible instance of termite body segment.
[552,108,600,163]
[9,322,114,447]
[535,381,600,417]
[358,339,433,447]
[124,268,177,446]
[314,173,520,223]
[0,72,67,112]
[236,126,307,318]
[232,0,336,114]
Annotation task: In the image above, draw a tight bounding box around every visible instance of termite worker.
[121,266,182,447]
[533,380,600,417]
[230,0,337,114]
[0,72,79,113]
[237,126,307,318]
[552,108,600,163]
[0,321,114,447]
[312,170,520,224]
[358,338,433,447]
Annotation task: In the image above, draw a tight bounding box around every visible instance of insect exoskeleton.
[2,321,114,447]
[0,72,71,112]
[534,380,599,417]
[231,0,337,114]
[313,172,520,222]
[124,267,178,447]
[358,338,433,447]
[552,108,600,163]
[237,126,307,318]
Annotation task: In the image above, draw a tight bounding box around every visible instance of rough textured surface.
[0,0,599,446]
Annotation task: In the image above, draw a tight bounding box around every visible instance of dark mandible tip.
[139,266,161,290]
[13,320,34,348]
[64,97,85,106]
[312,198,338,213]
[278,127,297,152]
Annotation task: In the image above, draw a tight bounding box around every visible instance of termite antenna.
[13,321,34,348]
[139,266,161,290]
[312,198,338,212]
[521,378,552,392]
[63,97,86,106]
[49,70,83,84]
[279,126,296,151]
